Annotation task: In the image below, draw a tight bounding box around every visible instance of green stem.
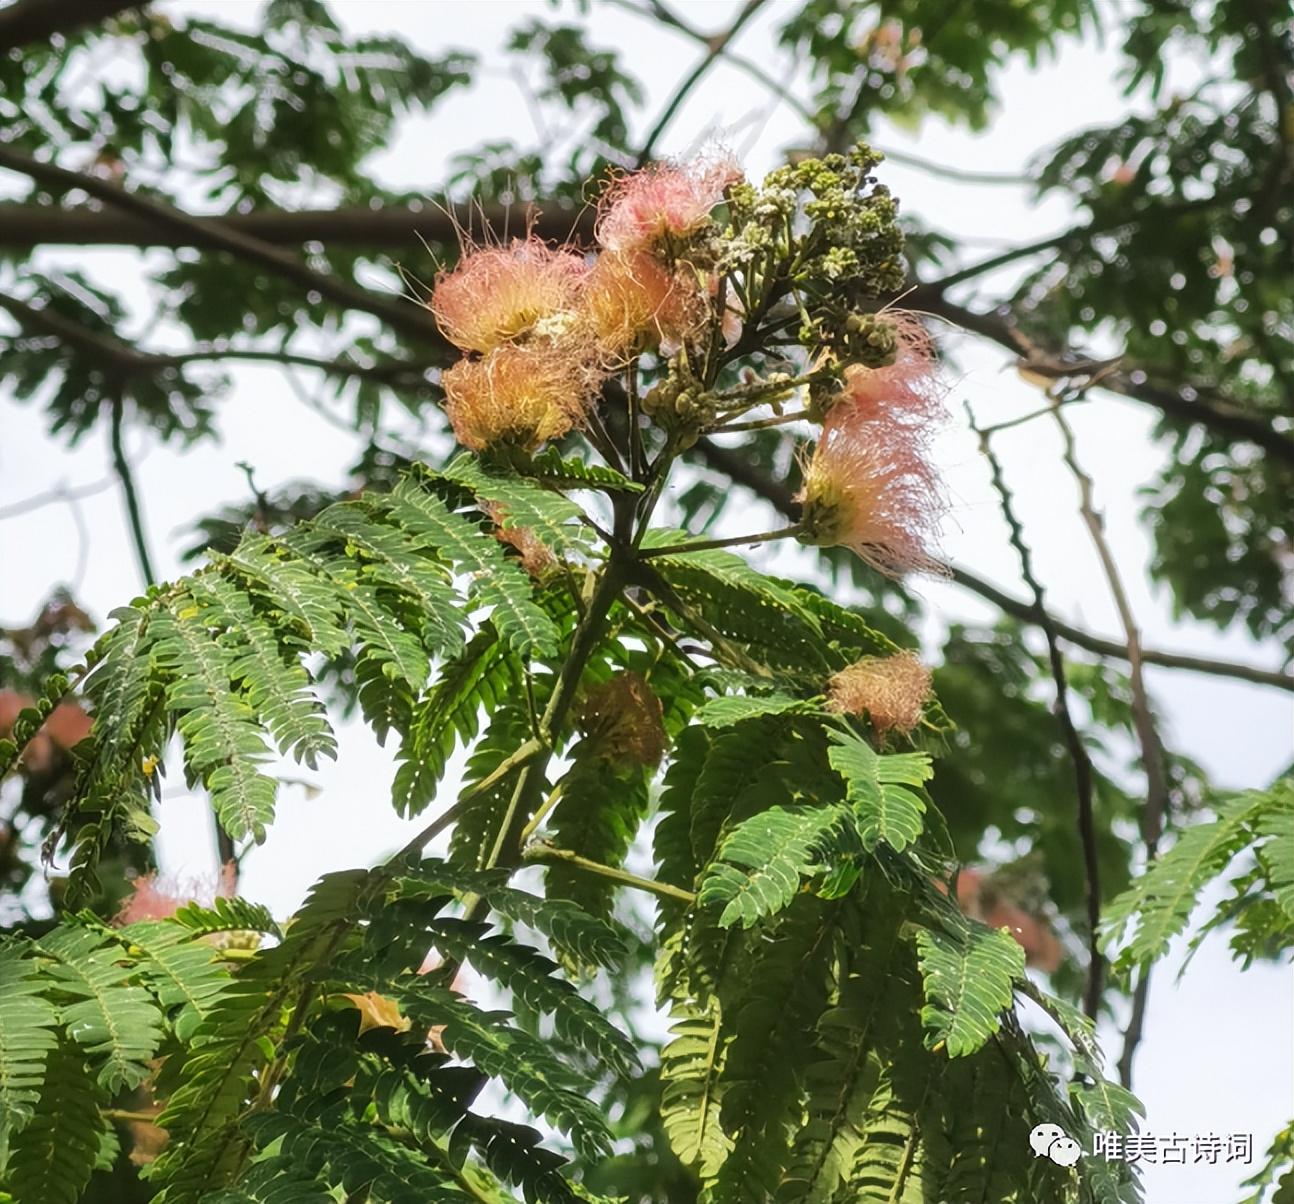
[391,737,545,864]
[712,408,812,432]
[640,523,803,559]
[482,551,631,875]
[518,782,565,844]
[523,842,695,905]
[109,395,156,586]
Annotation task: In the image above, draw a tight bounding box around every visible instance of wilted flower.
[582,250,706,359]
[430,237,588,354]
[483,501,556,579]
[797,407,945,577]
[441,343,593,452]
[826,649,932,734]
[579,671,667,767]
[596,157,741,253]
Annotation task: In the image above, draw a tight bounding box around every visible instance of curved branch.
[691,438,1293,692]
[913,288,1294,467]
[636,0,767,164]
[109,396,155,585]
[968,406,1103,1020]
[0,0,141,49]
[0,146,444,345]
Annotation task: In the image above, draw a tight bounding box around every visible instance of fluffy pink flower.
[797,406,945,577]
[115,863,237,925]
[582,250,706,359]
[596,157,741,253]
[837,312,945,431]
[430,237,588,354]
[441,342,595,452]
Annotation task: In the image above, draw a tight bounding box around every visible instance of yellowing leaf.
[339,991,411,1035]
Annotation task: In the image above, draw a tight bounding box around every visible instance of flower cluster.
[429,159,739,452]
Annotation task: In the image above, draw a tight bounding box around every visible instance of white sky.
[1,2,1291,1201]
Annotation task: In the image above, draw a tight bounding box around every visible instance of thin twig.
[391,737,546,864]
[0,476,114,520]
[713,408,813,433]
[109,396,156,586]
[639,523,803,558]
[0,145,441,344]
[523,841,696,905]
[518,783,565,845]
[968,403,1104,1020]
[637,0,767,164]
[1052,404,1170,1086]
[688,439,1293,692]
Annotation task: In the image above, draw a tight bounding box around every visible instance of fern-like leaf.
[915,925,1025,1057]
[111,920,234,1042]
[38,926,164,1093]
[693,693,813,727]
[5,1044,105,1204]
[395,863,628,970]
[659,1005,730,1179]
[440,455,586,551]
[387,479,558,656]
[827,729,932,853]
[392,981,613,1160]
[0,947,59,1171]
[543,749,650,922]
[392,628,518,818]
[418,916,639,1076]
[188,572,336,768]
[698,805,851,928]
[151,597,279,842]
[1101,790,1269,970]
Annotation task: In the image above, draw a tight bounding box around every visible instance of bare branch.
[0,202,596,250]
[913,288,1294,467]
[692,438,1292,692]
[1052,403,1171,1085]
[0,477,114,521]
[0,147,444,345]
[637,0,768,164]
[967,405,1104,1020]
[0,0,141,50]
[109,395,155,586]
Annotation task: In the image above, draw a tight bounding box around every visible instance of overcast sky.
[1,3,1290,1201]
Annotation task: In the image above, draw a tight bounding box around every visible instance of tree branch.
[692,438,1292,691]
[1053,404,1170,1084]
[912,288,1294,467]
[0,202,596,250]
[946,565,1291,692]
[968,405,1104,1020]
[0,147,444,345]
[636,0,768,164]
[109,396,155,586]
[0,0,141,49]
[523,841,696,905]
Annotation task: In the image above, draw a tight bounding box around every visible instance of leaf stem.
[640,523,803,558]
[523,841,695,905]
[713,408,812,433]
[391,737,545,864]
[518,782,565,844]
